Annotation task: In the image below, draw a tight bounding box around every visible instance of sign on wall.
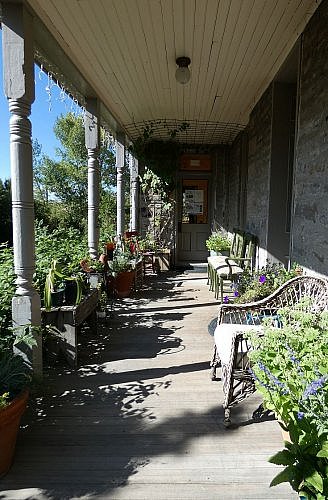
[184,189,204,214]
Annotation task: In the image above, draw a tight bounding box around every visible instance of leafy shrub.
[0,244,15,351]
[34,221,88,297]
[248,307,328,498]
[205,231,231,252]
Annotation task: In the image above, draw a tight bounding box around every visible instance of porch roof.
[23,0,321,145]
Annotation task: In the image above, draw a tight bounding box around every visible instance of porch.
[0,272,296,500]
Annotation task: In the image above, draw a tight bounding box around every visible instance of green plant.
[129,121,189,190]
[0,244,15,352]
[44,260,83,310]
[248,306,328,498]
[0,351,32,401]
[233,262,302,303]
[0,325,37,405]
[107,254,133,277]
[34,221,88,298]
[0,392,10,409]
[205,232,231,252]
[138,235,158,252]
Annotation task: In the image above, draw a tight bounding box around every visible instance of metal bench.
[207,229,257,302]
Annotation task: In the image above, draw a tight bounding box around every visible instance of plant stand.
[41,288,99,367]
[156,250,171,271]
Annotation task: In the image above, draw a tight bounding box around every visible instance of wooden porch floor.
[1,272,296,500]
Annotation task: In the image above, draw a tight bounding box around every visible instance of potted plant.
[44,260,83,310]
[205,231,231,256]
[80,256,107,289]
[107,253,135,298]
[247,305,328,499]
[0,327,36,477]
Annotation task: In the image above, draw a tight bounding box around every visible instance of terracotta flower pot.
[0,389,29,477]
[114,270,135,298]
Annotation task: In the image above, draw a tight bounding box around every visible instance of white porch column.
[116,139,125,236]
[130,156,139,232]
[2,3,42,374]
[85,98,100,259]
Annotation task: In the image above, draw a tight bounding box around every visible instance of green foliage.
[33,113,117,232]
[234,262,302,303]
[139,168,175,248]
[0,244,15,351]
[138,235,158,252]
[205,231,231,252]
[34,221,88,298]
[0,392,10,409]
[0,179,12,245]
[0,326,37,404]
[129,121,190,190]
[43,260,83,311]
[248,307,328,497]
[107,253,133,277]
[0,351,31,400]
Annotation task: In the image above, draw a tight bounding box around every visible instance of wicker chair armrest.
[217,275,328,325]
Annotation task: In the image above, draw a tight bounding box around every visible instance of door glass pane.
[182,179,208,224]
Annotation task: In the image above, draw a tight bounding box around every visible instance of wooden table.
[41,288,99,367]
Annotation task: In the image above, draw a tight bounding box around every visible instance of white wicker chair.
[210,275,328,426]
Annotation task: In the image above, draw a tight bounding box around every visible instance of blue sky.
[0,34,81,181]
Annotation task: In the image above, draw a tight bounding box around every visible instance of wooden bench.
[41,288,99,367]
[207,229,257,302]
[210,275,328,426]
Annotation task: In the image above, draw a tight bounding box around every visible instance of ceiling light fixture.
[175,56,191,84]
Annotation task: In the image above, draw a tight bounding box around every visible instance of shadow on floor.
[0,271,268,500]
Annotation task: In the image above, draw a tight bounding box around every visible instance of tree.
[33,112,118,233]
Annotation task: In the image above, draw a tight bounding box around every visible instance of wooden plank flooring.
[0,272,296,499]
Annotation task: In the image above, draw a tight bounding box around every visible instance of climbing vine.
[129,121,190,192]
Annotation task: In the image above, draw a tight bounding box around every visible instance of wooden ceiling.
[26,0,321,144]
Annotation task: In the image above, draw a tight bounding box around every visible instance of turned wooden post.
[130,156,139,232]
[85,98,100,260]
[116,139,125,236]
[2,2,42,374]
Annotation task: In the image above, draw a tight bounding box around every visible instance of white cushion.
[214,323,263,365]
[207,256,227,268]
[216,263,243,276]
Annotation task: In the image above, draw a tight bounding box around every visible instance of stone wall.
[245,85,273,266]
[291,0,328,277]
[227,134,241,231]
[211,146,229,231]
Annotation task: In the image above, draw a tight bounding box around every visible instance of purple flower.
[234,291,239,297]
[257,362,289,394]
[259,275,267,284]
[223,296,229,304]
[303,375,328,399]
[285,343,304,376]
[297,411,305,420]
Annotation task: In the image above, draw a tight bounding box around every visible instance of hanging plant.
[129,121,190,191]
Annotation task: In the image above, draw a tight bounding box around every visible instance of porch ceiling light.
[175,57,191,84]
